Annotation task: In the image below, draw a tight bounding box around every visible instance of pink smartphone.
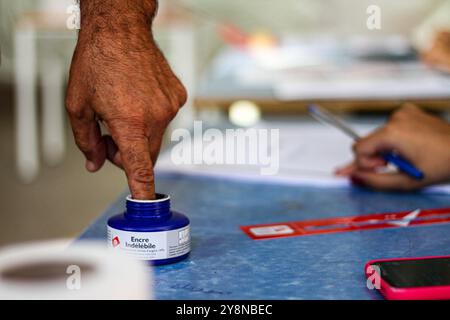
[365,255,450,300]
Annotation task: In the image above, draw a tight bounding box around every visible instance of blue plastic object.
[107,193,190,265]
[382,152,424,180]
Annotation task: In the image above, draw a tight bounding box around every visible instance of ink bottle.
[107,194,190,265]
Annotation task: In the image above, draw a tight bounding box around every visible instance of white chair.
[14,0,76,182]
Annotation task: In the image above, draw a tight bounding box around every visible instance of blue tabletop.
[78,172,450,300]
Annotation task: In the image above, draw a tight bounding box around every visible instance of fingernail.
[86,160,96,172]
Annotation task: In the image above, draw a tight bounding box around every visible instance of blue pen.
[308,104,424,180]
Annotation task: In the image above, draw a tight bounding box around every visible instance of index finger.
[112,130,156,200]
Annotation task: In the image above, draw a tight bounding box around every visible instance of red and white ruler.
[240,207,450,240]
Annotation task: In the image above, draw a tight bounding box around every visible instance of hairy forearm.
[74,0,161,71]
[78,0,158,42]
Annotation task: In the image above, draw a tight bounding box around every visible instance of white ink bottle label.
[107,225,190,260]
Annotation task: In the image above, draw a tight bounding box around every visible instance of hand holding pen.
[310,103,450,191]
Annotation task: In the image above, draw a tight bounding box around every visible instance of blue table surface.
[78,172,450,300]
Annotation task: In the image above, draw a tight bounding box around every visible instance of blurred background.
[0,0,449,246]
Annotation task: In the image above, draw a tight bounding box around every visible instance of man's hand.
[422,30,450,74]
[66,0,187,199]
[336,104,450,191]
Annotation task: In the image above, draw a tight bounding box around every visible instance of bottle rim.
[126,194,170,204]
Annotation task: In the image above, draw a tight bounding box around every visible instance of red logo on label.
[112,236,120,248]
